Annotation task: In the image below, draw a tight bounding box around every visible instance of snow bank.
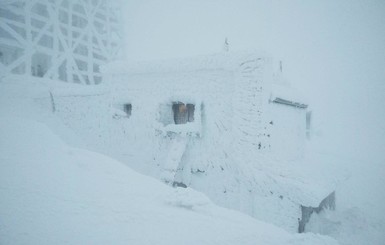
[305,208,385,245]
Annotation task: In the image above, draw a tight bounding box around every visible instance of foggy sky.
[122,0,385,161]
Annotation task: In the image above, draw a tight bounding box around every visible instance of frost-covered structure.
[0,0,122,84]
[98,52,335,232]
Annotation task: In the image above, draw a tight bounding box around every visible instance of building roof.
[270,84,308,109]
[272,97,308,109]
[102,50,270,75]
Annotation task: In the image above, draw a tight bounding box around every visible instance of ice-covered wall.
[267,102,307,160]
[109,69,235,180]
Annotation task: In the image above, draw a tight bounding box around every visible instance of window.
[123,103,132,117]
[172,102,195,124]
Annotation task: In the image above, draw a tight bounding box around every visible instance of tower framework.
[0,0,123,84]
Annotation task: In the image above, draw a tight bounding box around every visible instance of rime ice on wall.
[232,58,267,163]
[268,100,307,160]
[0,0,122,84]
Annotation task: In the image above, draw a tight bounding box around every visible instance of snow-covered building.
[97,51,335,232]
[0,0,122,84]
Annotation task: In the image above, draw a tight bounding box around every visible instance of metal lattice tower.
[0,0,123,84]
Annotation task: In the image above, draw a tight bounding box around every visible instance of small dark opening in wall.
[298,191,335,233]
[123,104,132,117]
[172,102,195,124]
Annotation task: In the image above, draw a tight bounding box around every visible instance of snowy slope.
[0,77,338,245]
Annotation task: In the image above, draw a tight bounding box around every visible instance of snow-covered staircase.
[161,135,188,184]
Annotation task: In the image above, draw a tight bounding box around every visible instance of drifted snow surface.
[304,145,385,245]
[306,208,385,245]
[0,79,338,244]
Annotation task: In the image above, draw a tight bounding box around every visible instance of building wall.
[108,70,235,178]
[0,0,122,84]
[267,102,307,160]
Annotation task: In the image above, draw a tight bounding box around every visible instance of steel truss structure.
[0,0,122,84]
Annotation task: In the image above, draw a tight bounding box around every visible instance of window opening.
[123,103,132,117]
[172,102,195,124]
